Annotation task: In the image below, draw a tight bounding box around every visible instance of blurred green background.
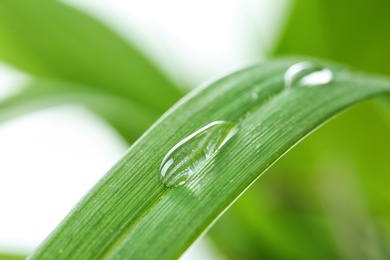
[0,0,389,259]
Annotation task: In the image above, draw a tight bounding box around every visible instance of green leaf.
[273,0,390,76]
[0,80,160,143]
[28,58,390,259]
[0,253,26,260]
[0,1,183,111]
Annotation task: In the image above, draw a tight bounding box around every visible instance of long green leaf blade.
[28,58,390,259]
[0,80,160,143]
[0,1,183,111]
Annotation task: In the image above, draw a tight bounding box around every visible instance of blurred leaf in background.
[208,0,390,259]
[0,0,183,143]
[0,79,160,142]
[273,0,390,75]
[0,253,25,260]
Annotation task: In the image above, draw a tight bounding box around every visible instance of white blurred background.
[0,0,289,258]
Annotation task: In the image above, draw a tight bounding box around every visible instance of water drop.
[251,91,259,100]
[160,121,237,187]
[251,86,262,100]
[284,61,333,88]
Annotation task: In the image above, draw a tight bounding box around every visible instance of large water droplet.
[160,121,237,187]
[284,61,333,88]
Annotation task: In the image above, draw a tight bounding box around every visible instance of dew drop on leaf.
[284,61,333,88]
[160,121,238,188]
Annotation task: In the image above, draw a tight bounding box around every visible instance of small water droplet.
[284,62,333,88]
[251,91,259,100]
[250,86,261,101]
[160,121,237,187]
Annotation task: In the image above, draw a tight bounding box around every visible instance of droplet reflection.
[284,61,333,88]
[160,121,237,187]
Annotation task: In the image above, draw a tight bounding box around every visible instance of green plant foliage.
[0,253,26,260]
[273,0,390,76]
[28,58,390,259]
[1,1,390,259]
[0,1,183,112]
[0,80,159,143]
